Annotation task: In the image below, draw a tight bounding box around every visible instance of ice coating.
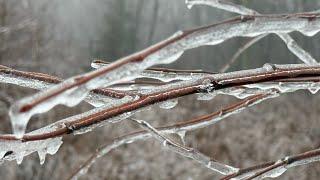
[278,34,318,65]
[132,118,239,175]
[0,136,62,165]
[0,70,120,108]
[9,81,90,138]
[70,91,281,179]
[8,12,320,137]
[0,95,134,165]
[186,0,257,15]
[186,0,318,65]
[91,60,206,82]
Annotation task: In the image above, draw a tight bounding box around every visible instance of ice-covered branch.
[222,148,320,180]
[68,93,279,179]
[2,64,320,143]
[278,34,318,64]
[92,59,212,82]
[131,118,239,175]
[0,64,319,167]
[0,95,134,165]
[0,65,129,107]
[8,11,320,137]
[186,0,319,65]
[186,0,258,15]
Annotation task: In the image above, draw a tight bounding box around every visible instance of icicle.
[177,131,187,145]
[0,136,63,164]
[16,155,23,165]
[185,0,194,9]
[37,150,46,165]
[159,99,178,109]
[9,83,89,137]
[162,140,168,147]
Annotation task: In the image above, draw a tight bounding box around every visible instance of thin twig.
[131,118,239,175]
[222,148,320,180]
[220,34,267,73]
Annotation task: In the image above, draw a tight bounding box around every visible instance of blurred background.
[0,0,319,179]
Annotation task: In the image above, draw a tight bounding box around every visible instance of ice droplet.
[185,0,193,9]
[162,140,168,147]
[37,150,46,165]
[16,155,23,165]
[159,99,178,109]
